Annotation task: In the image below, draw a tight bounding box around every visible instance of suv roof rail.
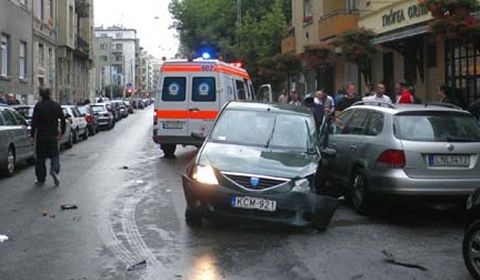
[352,100,396,109]
[423,102,463,110]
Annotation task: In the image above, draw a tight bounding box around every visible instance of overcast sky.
[94,0,179,59]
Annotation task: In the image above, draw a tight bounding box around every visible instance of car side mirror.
[321,147,337,158]
[191,131,206,141]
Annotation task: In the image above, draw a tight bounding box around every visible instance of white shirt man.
[362,83,392,106]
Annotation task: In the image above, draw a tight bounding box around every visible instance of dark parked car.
[90,103,115,130]
[78,105,99,136]
[181,101,341,230]
[463,188,480,279]
[0,106,35,176]
[132,99,145,109]
[124,100,134,114]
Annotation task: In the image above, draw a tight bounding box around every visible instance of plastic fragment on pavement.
[61,204,78,210]
[127,260,147,271]
[0,234,8,243]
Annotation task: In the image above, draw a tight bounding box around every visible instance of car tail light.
[153,110,158,126]
[376,149,406,168]
[85,115,93,123]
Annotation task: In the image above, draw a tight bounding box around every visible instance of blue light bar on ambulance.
[202,52,211,59]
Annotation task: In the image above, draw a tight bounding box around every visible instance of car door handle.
[350,144,357,151]
[189,108,199,112]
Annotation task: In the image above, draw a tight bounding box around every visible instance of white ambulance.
[153,58,272,157]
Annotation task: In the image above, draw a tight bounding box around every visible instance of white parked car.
[61,105,88,144]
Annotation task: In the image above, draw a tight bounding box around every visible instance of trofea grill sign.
[382,4,429,27]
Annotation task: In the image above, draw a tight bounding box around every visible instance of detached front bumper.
[181,175,342,230]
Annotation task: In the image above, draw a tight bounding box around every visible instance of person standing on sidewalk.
[30,88,66,187]
[335,82,361,117]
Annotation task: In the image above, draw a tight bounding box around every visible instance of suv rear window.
[394,111,480,142]
[162,77,186,102]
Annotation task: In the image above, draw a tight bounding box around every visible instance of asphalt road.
[0,107,473,280]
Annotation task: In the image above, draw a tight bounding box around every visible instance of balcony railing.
[75,35,90,55]
[318,9,359,41]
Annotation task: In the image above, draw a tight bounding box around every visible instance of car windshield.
[15,107,34,119]
[91,105,105,113]
[394,111,480,142]
[209,109,317,152]
[78,106,87,115]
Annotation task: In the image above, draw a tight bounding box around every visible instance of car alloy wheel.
[351,169,370,215]
[4,148,15,177]
[463,220,480,279]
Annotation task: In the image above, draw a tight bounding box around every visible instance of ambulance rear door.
[187,64,219,138]
[157,75,189,138]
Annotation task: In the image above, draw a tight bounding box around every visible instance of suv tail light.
[376,149,406,168]
[153,110,158,126]
[85,115,93,123]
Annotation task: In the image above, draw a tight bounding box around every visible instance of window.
[37,0,44,20]
[0,111,4,126]
[115,33,123,38]
[100,43,107,50]
[19,42,26,79]
[100,55,108,62]
[19,0,27,5]
[162,77,186,102]
[235,80,246,100]
[11,110,27,126]
[365,111,384,136]
[343,110,370,135]
[39,44,44,67]
[2,110,17,126]
[192,77,216,102]
[330,109,355,134]
[1,34,9,77]
[115,43,123,50]
[100,33,108,37]
[303,0,312,18]
[48,48,53,76]
[47,0,52,20]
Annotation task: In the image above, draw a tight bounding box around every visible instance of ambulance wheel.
[161,144,176,158]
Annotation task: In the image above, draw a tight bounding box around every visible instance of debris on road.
[382,250,428,271]
[61,204,78,210]
[120,166,129,170]
[49,214,56,219]
[174,275,183,278]
[72,216,82,222]
[127,259,147,271]
[42,209,49,216]
[0,234,8,243]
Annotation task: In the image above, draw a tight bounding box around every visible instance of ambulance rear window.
[162,77,186,102]
[192,77,216,102]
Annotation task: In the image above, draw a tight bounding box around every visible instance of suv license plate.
[162,121,184,129]
[231,196,276,212]
[428,154,470,167]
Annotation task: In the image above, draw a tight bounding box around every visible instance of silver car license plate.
[231,196,277,212]
[428,154,470,167]
[162,121,184,129]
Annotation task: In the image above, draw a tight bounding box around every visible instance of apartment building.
[0,0,33,103]
[94,26,138,98]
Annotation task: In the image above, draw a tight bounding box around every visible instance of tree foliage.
[169,0,290,86]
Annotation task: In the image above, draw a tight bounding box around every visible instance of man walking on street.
[335,82,361,116]
[30,88,66,187]
[396,81,414,104]
[289,90,301,106]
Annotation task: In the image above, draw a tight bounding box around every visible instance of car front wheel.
[185,208,202,227]
[464,219,480,279]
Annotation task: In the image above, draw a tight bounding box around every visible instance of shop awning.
[372,25,428,45]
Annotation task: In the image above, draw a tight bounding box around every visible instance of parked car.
[106,101,121,121]
[0,106,35,176]
[78,105,99,136]
[132,99,145,109]
[10,105,73,149]
[181,101,341,230]
[463,187,480,279]
[90,103,115,130]
[61,105,88,143]
[323,102,480,214]
[124,100,134,114]
[115,100,129,118]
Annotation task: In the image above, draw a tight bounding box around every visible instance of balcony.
[281,28,296,54]
[75,35,90,58]
[318,10,359,41]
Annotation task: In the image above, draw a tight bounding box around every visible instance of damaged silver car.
[181,101,342,230]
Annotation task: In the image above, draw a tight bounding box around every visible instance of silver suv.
[324,102,480,214]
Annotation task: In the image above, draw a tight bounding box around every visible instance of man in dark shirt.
[335,82,361,116]
[30,88,66,187]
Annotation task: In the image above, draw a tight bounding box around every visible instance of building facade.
[94,26,137,97]
[0,0,33,103]
[92,35,113,97]
[32,0,57,104]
